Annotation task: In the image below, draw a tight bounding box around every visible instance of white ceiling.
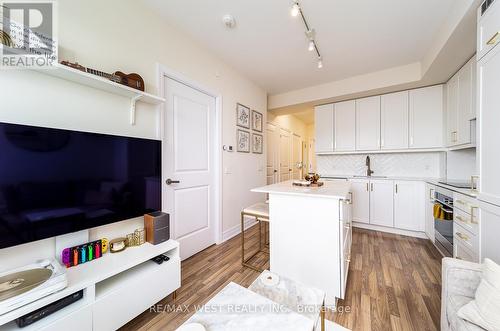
[145,0,454,95]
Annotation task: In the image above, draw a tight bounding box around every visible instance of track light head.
[317,57,323,69]
[308,41,315,52]
[291,2,300,17]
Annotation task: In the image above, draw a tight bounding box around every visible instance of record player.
[0,259,67,315]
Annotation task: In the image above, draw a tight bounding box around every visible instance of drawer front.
[38,304,92,331]
[478,0,500,60]
[93,258,180,331]
[454,223,479,256]
[454,239,479,263]
[454,207,479,235]
[454,194,479,216]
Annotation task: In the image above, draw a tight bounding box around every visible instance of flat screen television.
[0,122,161,249]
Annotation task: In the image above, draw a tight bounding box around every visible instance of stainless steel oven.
[434,187,454,256]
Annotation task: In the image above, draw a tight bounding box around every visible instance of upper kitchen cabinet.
[334,100,356,152]
[477,0,500,60]
[408,85,444,149]
[314,104,334,153]
[356,96,381,151]
[381,91,409,150]
[447,56,477,147]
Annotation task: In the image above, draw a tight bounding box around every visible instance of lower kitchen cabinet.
[424,184,436,241]
[479,200,500,264]
[350,179,370,224]
[369,180,394,227]
[394,181,425,231]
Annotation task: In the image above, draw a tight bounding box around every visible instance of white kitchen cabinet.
[369,180,394,227]
[334,100,356,151]
[350,178,370,224]
[314,104,334,153]
[424,184,436,242]
[356,96,381,151]
[394,181,424,231]
[381,91,409,150]
[409,85,444,149]
[478,43,500,206]
[477,0,500,61]
[447,57,476,147]
[447,74,459,146]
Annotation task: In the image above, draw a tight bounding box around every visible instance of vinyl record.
[0,268,52,302]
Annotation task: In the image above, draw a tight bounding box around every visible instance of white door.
[409,85,444,149]
[350,179,370,224]
[479,43,500,206]
[380,91,409,150]
[314,104,334,153]
[369,180,394,227]
[479,200,500,264]
[447,74,459,146]
[394,181,420,231]
[164,77,216,260]
[266,123,279,185]
[334,100,356,151]
[356,96,381,151]
[425,184,436,242]
[292,134,302,180]
[279,129,291,182]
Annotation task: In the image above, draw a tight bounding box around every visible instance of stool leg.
[321,302,325,331]
[258,218,262,251]
[241,212,245,265]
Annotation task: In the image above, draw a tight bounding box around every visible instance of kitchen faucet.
[366,156,374,177]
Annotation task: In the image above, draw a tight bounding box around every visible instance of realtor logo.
[0,1,57,68]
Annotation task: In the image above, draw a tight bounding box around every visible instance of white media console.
[0,238,181,331]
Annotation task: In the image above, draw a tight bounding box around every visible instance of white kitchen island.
[252,180,352,306]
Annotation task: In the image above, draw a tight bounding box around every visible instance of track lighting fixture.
[291,2,323,68]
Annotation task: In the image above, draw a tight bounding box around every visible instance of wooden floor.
[121,227,443,331]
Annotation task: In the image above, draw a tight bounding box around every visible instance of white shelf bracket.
[130,95,143,125]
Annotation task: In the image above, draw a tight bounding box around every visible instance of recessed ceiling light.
[222,14,236,29]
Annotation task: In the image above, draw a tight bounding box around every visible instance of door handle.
[166,178,180,185]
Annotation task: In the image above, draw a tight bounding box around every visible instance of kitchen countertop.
[252,180,350,200]
[320,175,478,198]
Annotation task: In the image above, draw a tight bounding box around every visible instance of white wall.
[0,0,267,269]
[316,152,445,178]
[267,113,308,138]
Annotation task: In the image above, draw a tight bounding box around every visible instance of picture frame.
[236,103,251,129]
[252,133,263,154]
[251,110,263,132]
[237,129,250,153]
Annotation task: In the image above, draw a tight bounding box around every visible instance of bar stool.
[241,202,269,272]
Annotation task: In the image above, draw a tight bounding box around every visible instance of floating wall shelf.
[33,63,166,125]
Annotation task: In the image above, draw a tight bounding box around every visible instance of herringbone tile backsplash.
[316,152,445,178]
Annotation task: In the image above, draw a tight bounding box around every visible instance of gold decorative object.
[135,228,146,245]
[0,29,14,47]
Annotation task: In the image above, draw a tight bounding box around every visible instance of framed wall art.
[237,129,250,153]
[236,103,250,129]
[252,133,263,154]
[251,110,263,132]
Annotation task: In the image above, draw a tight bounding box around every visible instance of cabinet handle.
[366,183,369,191]
[456,215,469,224]
[395,184,398,194]
[487,31,500,45]
[347,192,353,205]
[456,232,469,241]
[370,183,374,191]
[471,175,479,191]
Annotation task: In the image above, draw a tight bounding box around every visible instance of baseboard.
[222,217,258,242]
[352,222,428,239]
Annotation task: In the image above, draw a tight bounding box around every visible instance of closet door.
[279,129,291,182]
[266,123,279,184]
[334,100,356,151]
[356,96,381,151]
[381,91,409,150]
